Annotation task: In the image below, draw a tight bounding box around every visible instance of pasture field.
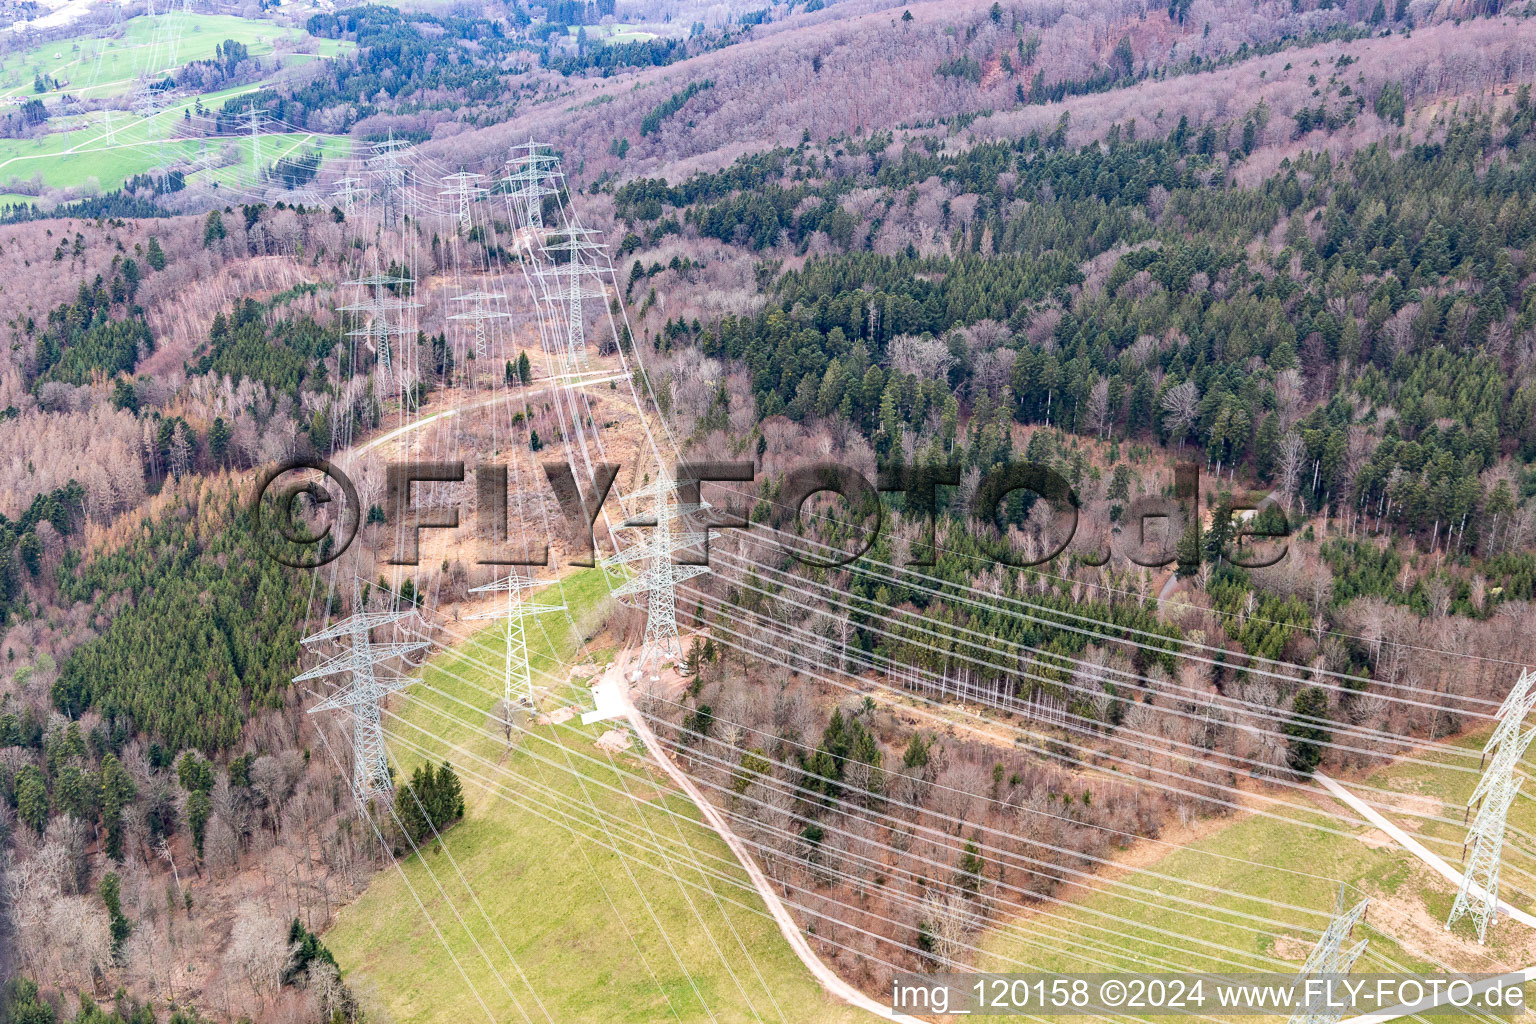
[976,727,1536,1022]
[0,13,346,102]
[0,13,355,195]
[0,79,353,193]
[568,23,660,44]
[324,568,868,1024]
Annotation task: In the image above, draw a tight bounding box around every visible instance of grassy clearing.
[570,23,659,43]
[187,133,353,192]
[0,13,346,101]
[0,79,353,192]
[0,13,354,193]
[976,733,1536,1022]
[324,568,868,1024]
[1366,728,1536,911]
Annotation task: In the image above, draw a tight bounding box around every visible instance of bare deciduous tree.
[1277,432,1307,512]
[1085,376,1111,438]
[1274,368,1305,430]
[224,907,288,1003]
[1160,381,1199,448]
[920,887,975,970]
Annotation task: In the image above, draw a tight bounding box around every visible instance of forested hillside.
[4,0,1536,1019]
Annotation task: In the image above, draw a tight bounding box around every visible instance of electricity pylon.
[438,170,486,234]
[340,271,420,388]
[131,75,157,118]
[1467,668,1536,810]
[1289,888,1370,1024]
[448,290,509,367]
[334,176,368,220]
[1447,668,1536,942]
[535,226,609,374]
[300,581,430,795]
[370,138,411,223]
[606,474,709,673]
[162,0,193,71]
[466,574,566,710]
[246,103,265,178]
[502,138,562,233]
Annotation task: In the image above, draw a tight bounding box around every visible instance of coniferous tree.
[100,872,131,957]
[392,761,466,847]
[15,766,46,834]
[187,789,211,858]
[957,836,985,893]
[203,210,226,247]
[100,753,135,862]
[1283,688,1331,776]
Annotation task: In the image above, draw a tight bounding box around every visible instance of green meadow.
[0,82,353,193]
[324,568,868,1024]
[0,12,354,195]
[0,13,347,101]
[976,727,1536,1022]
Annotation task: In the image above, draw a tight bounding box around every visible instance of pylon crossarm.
[532,266,608,289]
[602,534,708,566]
[468,573,558,594]
[342,273,415,287]
[617,476,702,502]
[293,640,431,681]
[339,297,422,311]
[463,602,566,621]
[302,609,419,642]
[305,673,416,711]
[342,316,422,332]
[616,504,708,529]
[539,232,605,249]
[612,564,709,598]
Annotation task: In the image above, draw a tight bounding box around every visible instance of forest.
[618,90,1536,567]
[48,491,310,753]
[4,0,1536,1018]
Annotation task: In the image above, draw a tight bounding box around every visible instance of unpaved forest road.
[354,383,916,1021]
[1317,772,1536,1023]
[353,385,1502,1023]
[596,649,926,1023]
[351,390,516,457]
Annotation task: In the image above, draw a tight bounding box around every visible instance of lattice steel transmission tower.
[502,138,562,234]
[334,176,368,220]
[448,290,509,369]
[438,170,487,234]
[606,475,709,673]
[131,0,161,121]
[466,573,566,710]
[300,581,430,795]
[370,138,411,223]
[131,75,157,118]
[535,226,610,374]
[340,271,420,390]
[246,103,266,178]
[1447,668,1536,943]
[1289,888,1370,1024]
